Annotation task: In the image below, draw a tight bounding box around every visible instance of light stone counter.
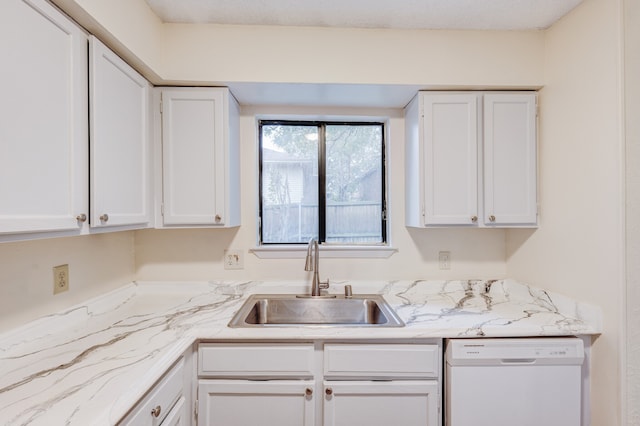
[0,279,601,426]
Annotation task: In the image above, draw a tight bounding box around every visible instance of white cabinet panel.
[89,36,152,229]
[324,343,440,379]
[160,88,240,227]
[160,396,189,426]
[198,380,315,426]
[119,358,185,426]
[0,0,88,234]
[199,343,315,378]
[422,94,478,225]
[323,380,440,426]
[483,93,537,226]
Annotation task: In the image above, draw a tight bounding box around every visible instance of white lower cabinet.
[196,342,315,425]
[323,380,439,426]
[198,380,315,426]
[119,354,192,426]
[323,343,441,426]
[160,396,189,426]
[196,341,441,426]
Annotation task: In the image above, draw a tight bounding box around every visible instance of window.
[259,120,386,245]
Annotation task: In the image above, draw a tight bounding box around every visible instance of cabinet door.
[160,396,189,426]
[198,380,315,426]
[323,380,439,426]
[483,93,537,226]
[118,358,185,426]
[422,94,479,226]
[0,0,88,234]
[89,36,151,229]
[161,89,227,226]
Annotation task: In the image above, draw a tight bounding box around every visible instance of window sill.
[250,245,397,259]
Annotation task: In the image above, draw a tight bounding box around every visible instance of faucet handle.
[344,285,353,298]
[319,278,330,290]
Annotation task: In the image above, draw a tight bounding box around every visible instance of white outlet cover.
[438,251,451,270]
[224,249,244,270]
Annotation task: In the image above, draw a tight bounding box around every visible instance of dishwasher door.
[445,338,584,426]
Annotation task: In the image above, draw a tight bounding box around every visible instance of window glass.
[325,125,383,243]
[259,121,385,245]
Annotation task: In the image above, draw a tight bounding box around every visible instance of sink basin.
[228,294,404,327]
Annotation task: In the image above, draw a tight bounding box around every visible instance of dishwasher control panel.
[446,337,584,365]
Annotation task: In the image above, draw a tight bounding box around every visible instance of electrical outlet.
[224,250,244,270]
[438,251,451,270]
[53,264,69,294]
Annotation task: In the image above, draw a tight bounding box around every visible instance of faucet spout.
[303,238,332,297]
[304,238,314,272]
[311,239,322,296]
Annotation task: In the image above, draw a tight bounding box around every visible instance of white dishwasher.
[445,337,585,426]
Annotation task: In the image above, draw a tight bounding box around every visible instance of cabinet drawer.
[324,344,440,379]
[198,343,315,378]
[119,357,185,426]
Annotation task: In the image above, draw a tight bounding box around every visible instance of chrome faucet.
[304,238,331,297]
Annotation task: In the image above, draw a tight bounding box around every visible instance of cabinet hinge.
[160,203,164,216]
[194,399,198,422]
[159,92,163,114]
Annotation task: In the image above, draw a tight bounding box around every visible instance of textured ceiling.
[145,0,583,30]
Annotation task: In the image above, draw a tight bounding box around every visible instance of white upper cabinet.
[421,93,479,225]
[405,91,538,228]
[483,93,538,226]
[159,88,240,227]
[0,0,88,235]
[89,36,152,229]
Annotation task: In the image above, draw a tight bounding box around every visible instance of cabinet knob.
[151,405,161,418]
[325,387,333,396]
[215,214,222,223]
[471,215,478,223]
[76,214,87,223]
[489,215,496,222]
[100,214,109,222]
[305,388,313,396]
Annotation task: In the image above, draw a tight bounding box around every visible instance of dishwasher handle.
[500,358,537,365]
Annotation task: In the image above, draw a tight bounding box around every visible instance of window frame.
[258,119,388,246]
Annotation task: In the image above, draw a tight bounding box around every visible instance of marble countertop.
[0,279,602,426]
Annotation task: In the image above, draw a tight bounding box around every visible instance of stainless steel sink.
[228,294,405,327]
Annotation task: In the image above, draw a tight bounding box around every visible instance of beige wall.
[160,24,544,87]
[51,0,164,81]
[0,232,135,332]
[624,0,640,422]
[506,0,624,423]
